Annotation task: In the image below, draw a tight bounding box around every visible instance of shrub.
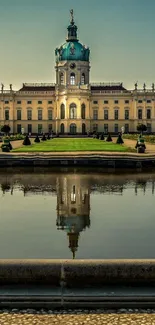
[41,134,47,141]
[8,142,12,150]
[47,134,51,140]
[100,133,104,140]
[96,133,100,139]
[116,133,124,144]
[137,123,147,134]
[106,133,112,142]
[4,134,24,141]
[1,144,10,152]
[23,135,31,146]
[1,125,10,135]
[34,135,40,143]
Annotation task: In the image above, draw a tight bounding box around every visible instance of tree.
[34,135,40,143]
[23,135,31,146]
[41,134,47,141]
[1,125,10,135]
[116,133,124,144]
[106,133,112,142]
[137,123,147,134]
[100,133,104,140]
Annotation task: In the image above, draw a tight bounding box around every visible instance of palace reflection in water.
[0,170,155,259]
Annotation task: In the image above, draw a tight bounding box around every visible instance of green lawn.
[13,138,134,152]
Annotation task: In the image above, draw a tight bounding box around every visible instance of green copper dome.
[55,10,90,62]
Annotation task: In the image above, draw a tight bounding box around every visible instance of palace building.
[0,10,155,135]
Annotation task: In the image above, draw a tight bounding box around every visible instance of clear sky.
[0,0,155,90]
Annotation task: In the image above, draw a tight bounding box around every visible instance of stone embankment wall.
[0,154,155,168]
[0,260,155,286]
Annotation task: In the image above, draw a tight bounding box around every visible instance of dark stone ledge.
[0,155,155,168]
[0,260,155,287]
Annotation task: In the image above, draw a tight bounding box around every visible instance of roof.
[91,83,128,92]
[55,41,90,62]
[19,83,55,92]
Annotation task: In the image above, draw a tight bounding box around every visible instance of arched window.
[70,103,77,119]
[60,123,65,134]
[60,103,65,119]
[70,73,75,85]
[60,73,64,85]
[70,123,77,135]
[81,103,85,119]
[81,73,85,85]
[82,123,86,135]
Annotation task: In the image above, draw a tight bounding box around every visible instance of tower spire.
[67,9,78,42]
[70,9,74,24]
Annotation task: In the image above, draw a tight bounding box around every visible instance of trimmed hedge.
[3,134,25,141]
[123,134,155,144]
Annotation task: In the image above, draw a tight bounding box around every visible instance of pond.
[0,168,155,259]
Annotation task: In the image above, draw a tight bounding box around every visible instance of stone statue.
[10,84,12,91]
[134,82,137,90]
[70,9,74,23]
[143,83,146,91]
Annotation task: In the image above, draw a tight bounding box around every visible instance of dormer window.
[70,73,75,85]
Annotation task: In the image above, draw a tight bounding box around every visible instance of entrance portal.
[70,123,77,135]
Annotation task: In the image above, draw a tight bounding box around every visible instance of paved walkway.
[0,309,155,324]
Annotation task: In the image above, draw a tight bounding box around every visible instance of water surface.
[0,169,154,259]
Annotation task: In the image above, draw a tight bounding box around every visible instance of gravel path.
[0,309,155,324]
[123,138,155,154]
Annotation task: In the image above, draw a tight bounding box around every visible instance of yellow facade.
[0,11,155,135]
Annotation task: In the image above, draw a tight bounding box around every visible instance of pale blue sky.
[0,0,155,89]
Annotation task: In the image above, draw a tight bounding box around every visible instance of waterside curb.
[0,260,155,286]
[1,153,155,168]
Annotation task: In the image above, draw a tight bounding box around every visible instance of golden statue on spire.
[70,9,74,23]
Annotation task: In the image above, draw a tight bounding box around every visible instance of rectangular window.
[147,123,152,133]
[27,110,32,120]
[38,109,42,120]
[147,109,151,119]
[28,124,32,134]
[38,124,42,134]
[104,100,108,104]
[125,100,129,104]
[48,124,52,132]
[48,110,53,120]
[93,110,98,120]
[138,100,142,103]
[5,101,9,104]
[138,109,142,119]
[104,110,108,120]
[104,124,108,133]
[114,123,118,133]
[17,100,21,104]
[5,110,9,120]
[17,124,21,134]
[27,101,32,104]
[93,101,98,104]
[114,100,119,104]
[125,110,129,120]
[38,101,42,104]
[93,124,98,132]
[48,101,52,104]
[17,110,21,120]
[114,109,119,120]
[147,100,151,103]
[125,124,129,133]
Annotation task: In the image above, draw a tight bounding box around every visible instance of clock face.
[70,63,76,69]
